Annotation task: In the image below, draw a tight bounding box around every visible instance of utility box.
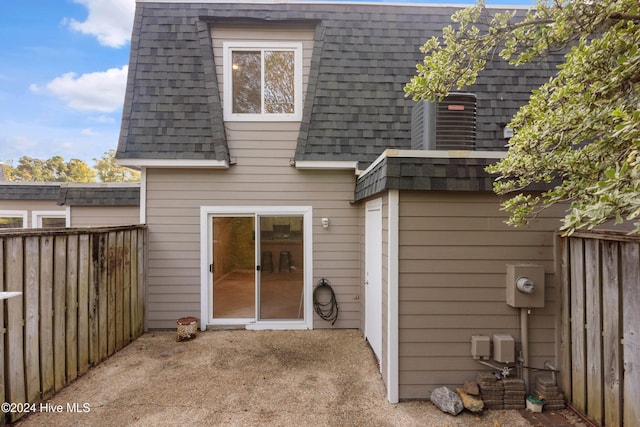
[506,264,545,308]
[471,335,491,360]
[493,334,515,364]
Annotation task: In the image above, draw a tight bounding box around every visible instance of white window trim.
[223,41,303,122]
[0,210,28,229]
[200,205,313,331]
[32,209,70,228]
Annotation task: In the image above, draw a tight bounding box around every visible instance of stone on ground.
[430,386,464,416]
[456,388,484,413]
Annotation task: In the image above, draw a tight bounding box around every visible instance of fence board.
[6,238,25,423]
[0,226,146,424]
[584,239,603,425]
[115,231,124,350]
[137,228,145,334]
[39,237,54,399]
[569,237,586,414]
[0,241,5,427]
[123,230,132,344]
[78,234,90,375]
[602,240,622,427]
[559,237,572,399]
[98,233,108,361]
[24,237,40,404]
[53,235,67,392]
[89,234,99,366]
[107,232,116,356]
[621,242,640,427]
[66,235,78,383]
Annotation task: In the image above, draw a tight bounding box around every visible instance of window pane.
[41,217,66,228]
[264,50,294,114]
[0,217,23,229]
[232,51,261,114]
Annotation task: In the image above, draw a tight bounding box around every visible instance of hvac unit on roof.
[411,92,477,150]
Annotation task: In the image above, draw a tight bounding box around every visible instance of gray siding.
[145,168,360,329]
[398,191,563,399]
[69,206,140,227]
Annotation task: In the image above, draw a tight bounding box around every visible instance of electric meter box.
[506,264,545,308]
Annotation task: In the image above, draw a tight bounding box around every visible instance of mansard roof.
[117,1,561,168]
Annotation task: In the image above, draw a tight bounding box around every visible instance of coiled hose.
[313,278,339,325]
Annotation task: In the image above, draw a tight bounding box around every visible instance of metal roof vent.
[411,93,477,150]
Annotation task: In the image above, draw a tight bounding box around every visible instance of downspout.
[521,307,530,392]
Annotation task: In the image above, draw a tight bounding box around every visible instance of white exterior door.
[365,198,383,361]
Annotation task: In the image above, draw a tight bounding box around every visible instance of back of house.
[117,0,564,401]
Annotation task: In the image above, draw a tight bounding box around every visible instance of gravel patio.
[14,329,560,426]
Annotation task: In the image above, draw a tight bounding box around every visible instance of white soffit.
[117,159,230,169]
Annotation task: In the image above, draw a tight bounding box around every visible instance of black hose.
[313,278,339,325]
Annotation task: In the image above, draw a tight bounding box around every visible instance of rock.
[456,388,484,413]
[463,380,480,396]
[430,386,464,416]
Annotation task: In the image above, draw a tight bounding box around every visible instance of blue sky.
[0,0,535,168]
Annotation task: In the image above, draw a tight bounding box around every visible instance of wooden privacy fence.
[0,225,146,424]
[560,231,639,427]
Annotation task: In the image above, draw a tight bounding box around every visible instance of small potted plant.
[526,395,545,412]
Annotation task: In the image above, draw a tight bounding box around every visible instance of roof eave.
[116,159,230,169]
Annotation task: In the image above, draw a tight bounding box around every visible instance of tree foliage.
[2,151,139,183]
[405,0,640,234]
[93,150,140,182]
[8,156,96,182]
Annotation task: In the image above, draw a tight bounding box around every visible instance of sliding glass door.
[258,216,304,320]
[207,209,308,326]
[211,216,255,319]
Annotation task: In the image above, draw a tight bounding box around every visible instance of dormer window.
[223,42,303,121]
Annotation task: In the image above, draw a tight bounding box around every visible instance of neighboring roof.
[118,1,562,168]
[0,183,140,206]
[0,183,61,200]
[57,184,141,206]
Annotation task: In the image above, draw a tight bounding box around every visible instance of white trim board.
[117,159,229,168]
[136,0,532,10]
[386,189,399,403]
[358,149,507,179]
[294,160,358,171]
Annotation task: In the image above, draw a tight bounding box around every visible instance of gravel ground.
[15,329,539,426]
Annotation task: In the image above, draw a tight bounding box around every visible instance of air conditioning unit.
[411,93,477,150]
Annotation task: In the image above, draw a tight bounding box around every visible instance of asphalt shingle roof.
[0,183,140,206]
[118,2,562,168]
[57,185,140,206]
[0,184,61,200]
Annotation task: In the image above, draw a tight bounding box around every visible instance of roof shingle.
[118,2,562,168]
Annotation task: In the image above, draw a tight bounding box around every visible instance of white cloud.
[66,0,135,48]
[30,66,128,113]
[81,128,99,136]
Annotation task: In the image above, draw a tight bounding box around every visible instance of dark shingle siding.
[57,186,140,206]
[0,184,140,206]
[118,2,562,167]
[0,184,61,200]
[354,157,498,201]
